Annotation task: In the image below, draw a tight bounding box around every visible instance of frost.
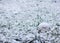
[0,0,60,43]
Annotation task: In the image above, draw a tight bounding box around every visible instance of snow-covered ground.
[0,0,60,43]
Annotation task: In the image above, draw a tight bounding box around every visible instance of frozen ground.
[0,0,60,43]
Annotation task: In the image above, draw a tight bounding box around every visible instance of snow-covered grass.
[0,0,60,43]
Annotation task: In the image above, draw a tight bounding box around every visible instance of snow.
[38,22,51,32]
[0,0,60,43]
